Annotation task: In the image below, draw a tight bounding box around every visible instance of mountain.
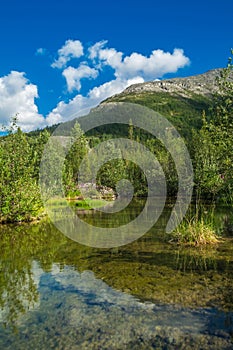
[110,69,222,97]
[102,69,224,137]
[28,69,227,139]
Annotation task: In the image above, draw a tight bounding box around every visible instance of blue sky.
[0,0,232,131]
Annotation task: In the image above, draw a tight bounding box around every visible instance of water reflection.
[1,261,233,349]
[0,260,40,328]
[0,221,67,327]
[0,204,232,348]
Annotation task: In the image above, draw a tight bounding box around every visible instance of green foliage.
[170,218,219,246]
[39,135,66,199]
[1,53,233,223]
[193,51,233,203]
[192,113,224,199]
[96,142,126,190]
[63,122,90,195]
[29,129,50,179]
[106,91,211,138]
[0,125,43,222]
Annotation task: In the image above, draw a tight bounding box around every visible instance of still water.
[0,201,233,349]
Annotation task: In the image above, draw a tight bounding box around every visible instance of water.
[0,202,233,349]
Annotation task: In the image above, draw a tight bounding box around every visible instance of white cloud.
[46,41,190,126]
[89,76,144,101]
[35,48,47,56]
[52,40,84,69]
[0,40,190,131]
[46,76,144,125]
[62,64,99,92]
[0,71,45,131]
[88,41,190,80]
[46,94,88,125]
[88,40,108,60]
[88,41,123,69]
[117,49,190,79]
[99,47,123,69]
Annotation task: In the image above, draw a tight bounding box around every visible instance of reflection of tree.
[0,229,37,327]
[0,259,38,328]
[1,204,233,329]
[0,220,67,327]
[77,198,146,227]
[174,246,218,273]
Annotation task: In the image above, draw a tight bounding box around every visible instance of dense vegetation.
[0,120,49,222]
[0,53,232,240]
[106,91,212,138]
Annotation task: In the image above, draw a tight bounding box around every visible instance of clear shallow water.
[0,203,233,349]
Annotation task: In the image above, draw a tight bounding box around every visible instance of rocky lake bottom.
[0,202,233,349]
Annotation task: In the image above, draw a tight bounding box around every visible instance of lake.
[0,201,233,349]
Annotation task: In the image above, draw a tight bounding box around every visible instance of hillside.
[29,69,226,139]
[102,69,224,136]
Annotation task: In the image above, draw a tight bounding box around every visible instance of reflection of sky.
[0,262,233,349]
[49,264,206,334]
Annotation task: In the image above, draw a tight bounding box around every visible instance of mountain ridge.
[99,69,228,137]
[105,68,224,102]
[28,68,230,138]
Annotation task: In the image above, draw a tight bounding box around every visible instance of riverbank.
[0,198,232,248]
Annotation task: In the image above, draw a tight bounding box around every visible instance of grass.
[42,197,110,216]
[71,198,109,210]
[169,217,219,246]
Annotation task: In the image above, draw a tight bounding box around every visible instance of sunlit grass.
[169,218,219,246]
[72,198,110,210]
[46,197,110,209]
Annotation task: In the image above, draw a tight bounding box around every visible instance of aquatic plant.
[170,217,219,246]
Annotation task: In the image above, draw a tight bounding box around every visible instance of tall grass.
[169,204,219,246]
[170,218,219,246]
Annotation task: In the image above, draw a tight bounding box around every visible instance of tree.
[0,124,43,222]
[193,50,233,202]
[63,122,90,195]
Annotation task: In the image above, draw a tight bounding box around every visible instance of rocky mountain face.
[111,69,224,100]
[102,68,232,137]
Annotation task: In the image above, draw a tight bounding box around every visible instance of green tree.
[193,51,233,202]
[0,125,43,222]
[63,122,90,195]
